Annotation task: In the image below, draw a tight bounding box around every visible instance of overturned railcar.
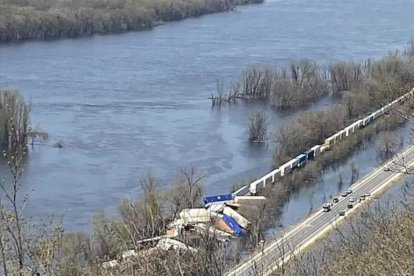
[203,194,233,205]
[222,214,245,237]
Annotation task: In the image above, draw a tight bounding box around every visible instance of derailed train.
[238,88,414,196]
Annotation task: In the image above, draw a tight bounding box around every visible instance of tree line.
[0,0,263,42]
[213,43,414,109]
[212,60,368,108]
[275,51,414,166]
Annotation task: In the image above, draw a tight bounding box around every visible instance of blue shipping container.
[203,194,233,205]
[305,149,315,160]
[222,214,245,237]
[297,154,307,166]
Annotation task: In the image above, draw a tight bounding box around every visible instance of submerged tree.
[376,132,399,163]
[0,90,30,152]
[248,110,268,143]
[0,90,48,152]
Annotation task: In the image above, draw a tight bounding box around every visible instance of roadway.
[227,145,414,276]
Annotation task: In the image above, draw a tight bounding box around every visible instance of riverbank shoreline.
[0,0,263,43]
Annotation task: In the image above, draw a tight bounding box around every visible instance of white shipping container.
[279,162,291,176]
[208,203,225,213]
[249,179,264,195]
[232,185,250,197]
[338,130,346,140]
[320,145,328,153]
[271,169,281,182]
[122,250,138,260]
[157,238,197,252]
[234,196,267,206]
[324,134,337,148]
[290,158,299,168]
[353,120,363,128]
[249,182,258,195]
[179,208,212,224]
[223,207,251,229]
[311,145,322,156]
[194,223,232,242]
[373,110,381,118]
[102,260,119,269]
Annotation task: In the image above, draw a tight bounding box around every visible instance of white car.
[349,196,355,203]
[322,202,333,212]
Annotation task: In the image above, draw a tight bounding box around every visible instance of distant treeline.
[0,0,263,42]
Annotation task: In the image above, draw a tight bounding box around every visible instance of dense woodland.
[0,0,263,42]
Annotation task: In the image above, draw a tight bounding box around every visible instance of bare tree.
[376,132,398,163]
[168,166,204,217]
[117,173,167,250]
[0,90,30,152]
[0,115,28,275]
[248,110,268,143]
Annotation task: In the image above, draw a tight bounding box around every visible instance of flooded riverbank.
[272,123,412,237]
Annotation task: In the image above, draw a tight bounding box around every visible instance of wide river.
[1,0,414,231]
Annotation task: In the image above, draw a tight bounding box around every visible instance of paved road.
[227,145,414,276]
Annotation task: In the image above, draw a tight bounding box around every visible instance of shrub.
[0,90,30,153]
[248,110,268,143]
